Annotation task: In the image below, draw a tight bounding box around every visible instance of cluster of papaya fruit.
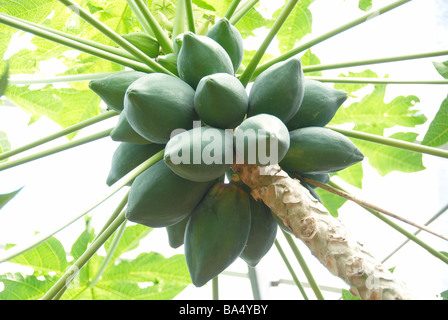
[89,17,364,287]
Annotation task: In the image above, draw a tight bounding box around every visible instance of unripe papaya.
[89,71,146,113]
[177,32,234,89]
[286,79,348,130]
[124,73,197,144]
[240,196,277,267]
[121,32,160,58]
[206,18,244,73]
[126,160,216,228]
[166,216,189,249]
[279,127,364,174]
[173,33,184,54]
[110,111,152,145]
[184,182,251,287]
[156,53,179,76]
[194,73,248,129]
[234,114,290,166]
[106,142,165,186]
[247,57,305,123]
[164,126,234,182]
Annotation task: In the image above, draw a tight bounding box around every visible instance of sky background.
[0,0,447,300]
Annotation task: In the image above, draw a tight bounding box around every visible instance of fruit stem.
[239,0,300,87]
[381,202,448,264]
[274,239,309,300]
[326,126,448,159]
[0,111,118,162]
[172,0,186,39]
[0,127,113,172]
[299,175,448,242]
[230,0,259,25]
[0,151,163,264]
[126,0,155,36]
[306,76,448,85]
[303,50,448,74]
[184,0,196,33]
[57,0,175,75]
[326,180,448,266]
[247,265,261,300]
[41,210,127,300]
[133,0,175,54]
[212,277,219,300]
[0,13,153,73]
[252,0,413,79]
[281,230,325,300]
[224,0,243,20]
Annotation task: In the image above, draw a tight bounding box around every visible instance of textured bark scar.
[232,163,416,300]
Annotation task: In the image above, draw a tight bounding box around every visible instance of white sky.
[0,0,447,300]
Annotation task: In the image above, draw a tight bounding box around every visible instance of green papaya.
[126,160,216,228]
[184,182,251,287]
[164,126,234,182]
[173,33,184,54]
[240,196,277,267]
[156,53,179,76]
[247,57,305,123]
[166,216,189,249]
[279,127,364,174]
[89,71,147,113]
[106,142,165,186]
[177,32,234,89]
[234,114,290,166]
[194,73,248,129]
[110,111,152,145]
[121,32,160,58]
[124,73,197,144]
[206,17,244,73]
[286,79,348,131]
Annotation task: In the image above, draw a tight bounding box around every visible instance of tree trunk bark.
[232,163,416,300]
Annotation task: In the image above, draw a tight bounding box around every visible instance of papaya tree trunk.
[232,163,416,300]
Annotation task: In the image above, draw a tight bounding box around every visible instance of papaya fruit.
[287,171,330,189]
[173,33,184,54]
[184,182,251,287]
[247,57,305,123]
[106,142,165,187]
[164,126,234,182]
[234,114,290,166]
[286,79,348,130]
[177,32,234,89]
[279,127,364,174]
[206,17,244,73]
[89,71,147,113]
[194,73,248,129]
[126,160,216,228]
[240,196,277,267]
[121,32,160,58]
[156,53,179,76]
[110,111,152,145]
[124,73,197,144]
[166,216,189,249]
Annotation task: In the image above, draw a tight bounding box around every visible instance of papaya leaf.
[6,236,69,276]
[271,0,314,54]
[341,288,361,300]
[5,85,101,136]
[316,188,347,217]
[335,162,363,189]
[234,3,268,39]
[300,49,321,77]
[334,69,379,98]
[433,60,448,79]
[0,131,11,163]
[0,187,23,211]
[104,224,152,266]
[0,62,9,96]
[441,290,448,300]
[422,95,448,147]
[358,0,373,11]
[355,132,426,176]
[330,85,426,134]
[0,273,56,300]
